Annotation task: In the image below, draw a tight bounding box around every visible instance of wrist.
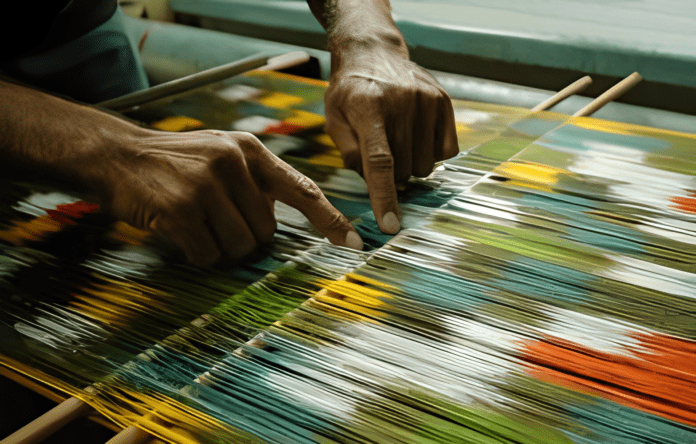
[70,122,151,196]
[330,30,407,56]
[1,81,145,176]
[323,0,408,65]
[329,31,409,74]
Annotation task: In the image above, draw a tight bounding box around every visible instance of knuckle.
[439,89,453,103]
[204,129,228,138]
[323,211,349,232]
[148,213,168,233]
[350,87,384,106]
[369,182,396,201]
[421,85,442,101]
[295,176,324,201]
[415,67,438,84]
[232,131,263,150]
[367,152,394,171]
[200,130,237,149]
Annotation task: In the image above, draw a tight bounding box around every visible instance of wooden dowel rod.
[105,425,153,444]
[530,76,592,112]
[572,72,643,117]
[1,397,92,444]
[97,54,268,111]
[256,50,311,72]
[97,51,309,112]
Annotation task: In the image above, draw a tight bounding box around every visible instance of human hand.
[324,41,459,234]
[96,129,363,265]
[0,80,361,264]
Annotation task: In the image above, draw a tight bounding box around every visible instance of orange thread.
[521,333,696,427]
[669,192,696,214]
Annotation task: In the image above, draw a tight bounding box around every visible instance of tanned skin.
[0,0,457,265]
[308,0,459,233]
[0,81,363,265]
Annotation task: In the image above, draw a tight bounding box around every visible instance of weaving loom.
[1,70,695,444]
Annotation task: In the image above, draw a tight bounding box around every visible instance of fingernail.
[382,212,401,234]
[345,231,364,250]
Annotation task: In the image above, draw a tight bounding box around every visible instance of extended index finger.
[346,105,401,234]
[258,154,363,251]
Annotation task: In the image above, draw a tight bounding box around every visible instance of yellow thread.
[314,134,336,148]
[494,161,567,186]
[314,280,393,320]
[151,116,206,132]
[0,216,62,244]
[456,122,472,134]
[314,293,386,320]
[258,92,305,109]
[70,280,170,326]
[506,179,554,193]
[570,116,696,140]
[346,272,398,291]
[308,150,344,168]
[284,109,326,127]
[110,222,150,245]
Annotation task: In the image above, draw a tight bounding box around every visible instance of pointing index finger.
[347,107,401,234]
[259,154,363,250]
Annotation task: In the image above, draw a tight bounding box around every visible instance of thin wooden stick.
[97,54,267,111]
[573,72,643,117]
[105,424,154,444]
[1,397,92,444]
[257,50,311,72]
[97,51,310,112]
[530,76,593,112]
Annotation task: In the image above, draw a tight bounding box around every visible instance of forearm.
[307,0,407,55]
[0,80,143,182]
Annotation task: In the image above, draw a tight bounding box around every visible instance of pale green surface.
[123,15,696,134]
[170,0,696,88]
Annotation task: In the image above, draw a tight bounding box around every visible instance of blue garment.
[2,7,148,104]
